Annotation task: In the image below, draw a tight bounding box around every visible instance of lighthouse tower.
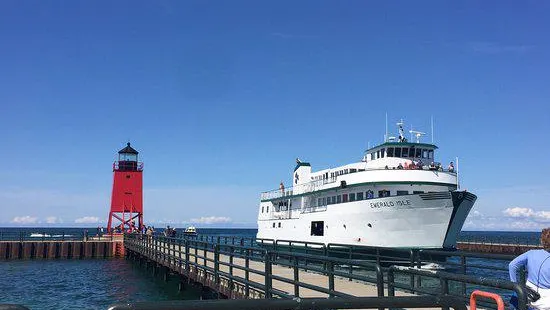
[107,143,143,233]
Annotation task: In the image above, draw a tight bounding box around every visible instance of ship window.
[402,148,409,157]
[332,196,336,204]
[381,148,385,158]
[267,206,269,212]
[422,149,427,158]
[337,195,342,203]
[395,148,402,157]
[387,148,394,157]
[357,192,364,200]
[273,223,275,228]
[413,191,424,194]
[378,190,390,198]
[428,150,434,159]
[349,193,356,202]
[261,206,264,213]
[371,153,375,160]
[397,190,408,196]
[322,197,326,206]
[318,198,322,206]
[345,169,348,174]
[343,194,348,202]
[350,168,357,173]
[278,222,281,228]
[409,147,415,157]
[415,148,422,158]
[326,197,332,205]
[376,150,380,158]
[311,221,324,236]
[366,190,374,199]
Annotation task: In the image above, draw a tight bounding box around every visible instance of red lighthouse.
[107,143,144,233]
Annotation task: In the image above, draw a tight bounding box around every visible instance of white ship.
[257,120,476,249]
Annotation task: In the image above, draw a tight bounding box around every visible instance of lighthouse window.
[415,148,422,158]
[387,148,394,157]
[402,148,409,157]
[357,192,364,200]
[349,193,356,202]
[395,148,402,157]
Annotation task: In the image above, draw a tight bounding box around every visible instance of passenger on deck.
[397,163,403,170]
[429,162,436,170]
[509,229,550,309]
[416,160,423,170]
[448,162,455,172]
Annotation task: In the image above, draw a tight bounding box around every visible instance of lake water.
[0,228,541,309]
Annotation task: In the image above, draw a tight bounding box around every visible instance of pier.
[123,234,529,310]
[0,234,124,259]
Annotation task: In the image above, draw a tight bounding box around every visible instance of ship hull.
[257,191,476,249]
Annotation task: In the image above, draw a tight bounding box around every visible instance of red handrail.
[470,290,505,310]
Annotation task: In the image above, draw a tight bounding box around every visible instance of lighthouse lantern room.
[107,143,144,233]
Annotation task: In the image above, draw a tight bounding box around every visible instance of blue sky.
[1,1,549,230]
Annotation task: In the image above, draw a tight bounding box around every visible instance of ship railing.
[261,168,456,200]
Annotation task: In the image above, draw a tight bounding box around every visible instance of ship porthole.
[367,223,372,228]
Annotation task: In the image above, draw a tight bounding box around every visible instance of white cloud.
[503,207,536,218]
[74,216,100,224]
[503,207,550,222]
[11,216,38,224]
[45,216,62,224]
[189,216,232,224]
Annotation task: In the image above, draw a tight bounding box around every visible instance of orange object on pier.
[107,143,144,234]
[470,290,504,310]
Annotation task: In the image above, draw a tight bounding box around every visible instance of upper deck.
[261,166,457,201]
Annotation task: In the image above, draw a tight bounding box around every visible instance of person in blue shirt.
[509,229,550,310]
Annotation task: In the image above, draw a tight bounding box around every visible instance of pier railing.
[125,234,384,300]
[124,234,528,310]
[108,295,468,310]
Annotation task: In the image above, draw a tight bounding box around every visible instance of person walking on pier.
[509,228,550,309]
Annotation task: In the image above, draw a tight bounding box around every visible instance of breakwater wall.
[456,242,542,255]
[0,240,124,259]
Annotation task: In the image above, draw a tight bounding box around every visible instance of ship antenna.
[431,115,434,144]
[456,156,460,189]
[409,130,426,143]
[385,113,388,142]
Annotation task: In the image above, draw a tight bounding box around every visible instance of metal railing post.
[245,249,250,298]
[388,268,395,297]
[184,239,190,275]
[440,277,450,310]
[264,251,272,298]
[328,261,335,298]
[293,256,299,297]
[214,244,220,287]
